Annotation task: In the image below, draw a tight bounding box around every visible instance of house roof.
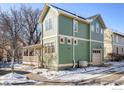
[38,4,89,24]
[39,4,106,28]
[50,4,86,20]
[87,14,106,28]
[112,30,124,37]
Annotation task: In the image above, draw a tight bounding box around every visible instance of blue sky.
[0,3,124,33]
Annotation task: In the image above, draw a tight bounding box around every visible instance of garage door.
[92,49,102,65]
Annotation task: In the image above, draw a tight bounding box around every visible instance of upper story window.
[116,35,119,43]
[73,20,78,32]
[96,23,99,33]
[45,18,52,31]
[101,28,103,34]
[91,24,94,32]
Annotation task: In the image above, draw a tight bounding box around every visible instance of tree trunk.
[11,50,15,73]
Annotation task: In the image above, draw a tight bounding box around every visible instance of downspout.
[73,25,76,68]
[41,23,44,68]
[89,23,91,63]
[73,16,77,68]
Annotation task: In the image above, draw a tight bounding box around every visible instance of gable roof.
[39,4,106,27]
[50,4,86,20]
[112,30,124,37]
[38,4,89,24]
[87,14,106,28]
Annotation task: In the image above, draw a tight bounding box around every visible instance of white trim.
[91,40,103,43]
[67,37,72,45]
[59,34,89,41]
[113,43,124,47]
[43,35,57,40]
[57,13,59,68]
[58,63,78,67]
[91,24,94,32]
[43,34,103,43]
[89,23,92,62]
[48,4,59,14]
[59,34,103,43]
[101,28,103,34]
[96,22,99,33]
[73,19,78,32]
[59,36,65,44]
[73,39,78,45]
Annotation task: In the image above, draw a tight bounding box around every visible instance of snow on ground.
[0,73,36,85]
[38,61,124,82]
[38,67,100,80]
[1,61,124,83]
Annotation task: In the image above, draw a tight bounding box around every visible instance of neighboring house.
[104,28,113,60]
[104,28,124,61]
[112,31,124,55]
[38,4,106,70]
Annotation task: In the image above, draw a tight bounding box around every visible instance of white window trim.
[67,37,72,45]
[96,23,99,33]
[45,18,52,31]
[60,36,65,44]
[101,28,103,34]
[116,35,119,43]
[73,20,78,32]
[91,24,94,32]
[73,39,78,45]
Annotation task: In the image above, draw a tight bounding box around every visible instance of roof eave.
[38,4,49,23]
[58,10,89,24]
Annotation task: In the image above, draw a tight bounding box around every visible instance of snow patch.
[0,73,36,85]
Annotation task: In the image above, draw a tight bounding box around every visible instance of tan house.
[104,28,124,61]
[104,29,113,60]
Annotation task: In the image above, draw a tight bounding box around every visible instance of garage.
[92,49,103,65]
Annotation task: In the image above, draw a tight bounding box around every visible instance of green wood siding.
[91,18,104,42]
[59,15,73,36]
[75,21,89,39]
[75,40,89,62]
[59,38,73,64]
[58,15,90,65]
[59,40,89,64]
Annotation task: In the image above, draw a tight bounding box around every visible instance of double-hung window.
[73,20,78,32]
[45,18,52,31]
[91,24,94,32]
[116,35,118,43]
[96,23,99,33]
[101,28,103,34]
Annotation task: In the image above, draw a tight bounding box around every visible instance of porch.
[22,44,43,67]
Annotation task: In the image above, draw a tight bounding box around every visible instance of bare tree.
[21,5,41,45]
[0,5,42,72]
[0,8,24,73]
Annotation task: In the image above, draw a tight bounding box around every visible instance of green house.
[38,4,106,70]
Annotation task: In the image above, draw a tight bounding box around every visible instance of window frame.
[60,36,65,44]
[91,24,94,32]
[45,18,52,31]
[73,20,78,32]
[73,39,78,45]
[67,37,72,45]
[100,28,103,34]
[96,23,99,33]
